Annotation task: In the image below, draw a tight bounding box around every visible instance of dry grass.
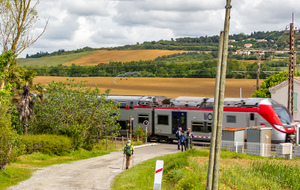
[63,50,200,66]
[33,76,262,98]
[190,156,300,169]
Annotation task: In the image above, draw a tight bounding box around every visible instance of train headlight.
[273,124,286,132]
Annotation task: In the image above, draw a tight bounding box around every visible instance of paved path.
[9,143,180,190]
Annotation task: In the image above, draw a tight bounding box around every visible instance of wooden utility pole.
[288,19,295,116]
[206,0,231,189]
[130,116,133,140]
[256,53,261,91]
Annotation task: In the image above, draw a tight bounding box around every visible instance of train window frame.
[226,115,236,123]
[192,122,204,132]
[118,120,128,130]
[157,115,169,125]
[129,101,134,109]
[119,101,127,109]
[138,114,149,124]
[250,113,255,121]
[207,122,212,132]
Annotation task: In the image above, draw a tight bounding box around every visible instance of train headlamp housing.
[273,124,286,132]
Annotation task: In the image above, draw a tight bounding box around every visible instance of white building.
[269,77,300,121]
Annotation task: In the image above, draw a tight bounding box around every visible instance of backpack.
[125,144,132,156]
[176,130,181,139]
[180,132,185,142]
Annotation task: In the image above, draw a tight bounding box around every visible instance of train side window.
[158,115,169,125]
[138,114,149,123]
[250,113,255,121]
[207,123,212,132]
[226,115,236,123]
[118,120,127,130]
[130,101,134,109]
[192,122,204,132]
[119,101,127,108]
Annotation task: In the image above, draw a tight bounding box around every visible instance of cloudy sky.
[19,0,300,58]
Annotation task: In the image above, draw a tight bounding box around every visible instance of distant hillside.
[18,50,97,66]
[63,50,200,66]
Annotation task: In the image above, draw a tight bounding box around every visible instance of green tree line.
[24,57,282,79]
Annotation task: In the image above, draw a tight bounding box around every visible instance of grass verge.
[111,148,300,190]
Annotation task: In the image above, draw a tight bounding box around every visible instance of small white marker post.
[153,160,164,190]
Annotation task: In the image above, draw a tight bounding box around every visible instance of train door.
[248,113,256,127]
[172,112,187,134]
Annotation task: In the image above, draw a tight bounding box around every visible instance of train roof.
[105,95,280,108]
[170,97,280,108]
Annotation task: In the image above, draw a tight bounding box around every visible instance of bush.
[20,135,73,156]
[0,99,24,170]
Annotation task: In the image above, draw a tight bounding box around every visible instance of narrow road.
[9,143,180,190]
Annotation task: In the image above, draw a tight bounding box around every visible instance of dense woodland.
[23,30,300,79]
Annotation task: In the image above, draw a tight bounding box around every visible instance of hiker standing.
[179,130,186,151]
[185,128,194,149]
[175,127,182,150]
[124,140,134,169]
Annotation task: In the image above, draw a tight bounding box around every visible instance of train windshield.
[273,106,293,125]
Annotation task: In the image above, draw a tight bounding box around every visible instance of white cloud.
[18,0,300,58]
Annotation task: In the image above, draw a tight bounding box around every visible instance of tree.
[0,97,22,170]
[29,80,120,149]
[252,72,300,98]
[14,84,34,135]
[0,0,48,90]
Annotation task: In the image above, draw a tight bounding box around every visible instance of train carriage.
[107,95,296,144]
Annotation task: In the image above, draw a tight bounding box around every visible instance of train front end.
[258,99,296,143]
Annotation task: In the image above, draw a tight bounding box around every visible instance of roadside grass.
[111,148,300,190]
[0,139,138,190]
[17,50,97,66]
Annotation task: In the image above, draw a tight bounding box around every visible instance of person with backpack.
[124,140,134,169]
[185,128,194,149]
[175,127,182,150]
[179,130,187,151]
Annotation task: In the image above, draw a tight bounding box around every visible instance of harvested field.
[63,50,200,66]
[33,77,261,98]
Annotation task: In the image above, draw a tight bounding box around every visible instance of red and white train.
[107,95,296,144]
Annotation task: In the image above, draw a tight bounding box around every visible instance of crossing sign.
[143,120,149,126]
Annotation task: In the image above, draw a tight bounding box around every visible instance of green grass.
[111,148,300,190]
[17,50,97,66]
[0,139,133,190]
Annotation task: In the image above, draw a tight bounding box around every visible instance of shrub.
[0,99,24,170]
[20,135,73,156]
[133,126,148,142]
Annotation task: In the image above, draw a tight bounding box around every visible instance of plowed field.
[33,77,261,98]
[63,50,200,66]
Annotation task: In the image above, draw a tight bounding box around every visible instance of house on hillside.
[269,77,300,121]
[256,39,268,42]
[234,49,250,55]
[244,43,252,48]
[229,39,236,42]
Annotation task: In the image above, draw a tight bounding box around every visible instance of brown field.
[63,50,201,66]
[33,77,262,98]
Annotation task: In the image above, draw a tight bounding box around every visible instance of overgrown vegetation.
[27,79,120,150]
[112,148,300,190]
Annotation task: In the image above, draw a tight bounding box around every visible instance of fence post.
[106,137,108,151]
[122,136,124,147]
[235,142,238,153]
[290,144,293,159]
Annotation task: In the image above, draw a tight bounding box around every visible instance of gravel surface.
[8,143,180,190]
